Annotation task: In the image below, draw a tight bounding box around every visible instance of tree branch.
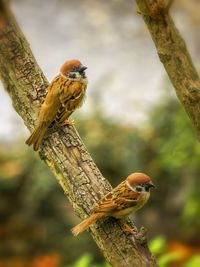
[0,1,156,266]
[135,0,200,138]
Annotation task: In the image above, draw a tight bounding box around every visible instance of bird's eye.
[136,186,143,192]
[72,66,78,71]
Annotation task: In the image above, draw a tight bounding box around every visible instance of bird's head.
[126,172,155,193]
[60,59,87,81]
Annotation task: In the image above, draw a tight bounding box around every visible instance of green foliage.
[149,236,166,254]
[72,254,110,267]
[149,236,180,267]
[184,255,200,267]
[158,252,181,267]
[72,254,92,267]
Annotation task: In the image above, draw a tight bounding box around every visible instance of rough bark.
[135,0,200,138]
[0,1,156,266]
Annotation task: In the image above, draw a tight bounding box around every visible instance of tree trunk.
[135,0,200,138]
[0,1,156,266]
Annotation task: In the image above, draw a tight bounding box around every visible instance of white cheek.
[75,72,82,79]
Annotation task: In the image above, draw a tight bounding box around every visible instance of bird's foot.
[122,223,148,245]
[122,223,137,235]
[61,119,75,127]
[135,226,148,245]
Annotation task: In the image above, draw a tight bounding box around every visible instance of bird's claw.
[122,223,147,245]
[122,223,137,235]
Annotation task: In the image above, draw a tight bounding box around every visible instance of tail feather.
[26,125,47,151]
[71,213,105,236]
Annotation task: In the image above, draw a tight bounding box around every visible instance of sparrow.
[26,59,88,151]
[71,172,155,236]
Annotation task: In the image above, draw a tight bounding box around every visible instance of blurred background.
[0,0,200,266]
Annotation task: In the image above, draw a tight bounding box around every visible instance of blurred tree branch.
[0,1,156,266]
[135,0,200,138]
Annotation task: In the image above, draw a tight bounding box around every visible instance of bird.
[26,59,88,151]
[71,172,155,236]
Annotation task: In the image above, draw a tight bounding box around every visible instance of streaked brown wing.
[59,81,85,108]
[37,76,64,128]
[57,82,86,124]
[50,81,86,126]
[53,108,73,126]
[94,181,141,214]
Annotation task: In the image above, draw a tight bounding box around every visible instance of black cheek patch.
[136,186,142,192]
[145,185,150,192]
[69,73,76,79]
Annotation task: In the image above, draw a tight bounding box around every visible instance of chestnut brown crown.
[60,59,86,76]
[126,172,154,188]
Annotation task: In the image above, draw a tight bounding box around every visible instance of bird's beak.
[79,65,87,73]
[148,182,156,189]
